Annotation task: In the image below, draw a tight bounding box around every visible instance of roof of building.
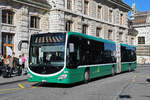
[132,11,150,25]
[136,11,150,15]
[12,0,51,10]
[133,16,147,25]
[110,0,131,10]
[31,0,49,6]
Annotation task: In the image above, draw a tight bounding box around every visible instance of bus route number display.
[41,45,65,52]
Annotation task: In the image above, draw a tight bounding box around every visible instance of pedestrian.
[12,52,15,58]
[0,53,4,60]
[17,55,22,76]
[12,52,17,74]
[0,53,4,65]
[7,55,14,77]
[0,53,4,76]
[21,54,27,75]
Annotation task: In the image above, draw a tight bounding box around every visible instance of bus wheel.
[84,70,90,83]
[112,67,115,76]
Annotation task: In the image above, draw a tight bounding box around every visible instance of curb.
[137,64,150,67]
[0,79,27,86]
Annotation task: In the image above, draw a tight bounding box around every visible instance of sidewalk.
[137,64,150,67]
[0,75,27,85]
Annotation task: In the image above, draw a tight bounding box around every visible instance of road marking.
[0,88,21,92]
[18,84,25,88]
[0,87,37,95]
[31,86,36,89]
[0,83,37,95]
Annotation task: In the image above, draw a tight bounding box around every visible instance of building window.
[120,14,123,25]
[109,10,113,23]
[97,6,102,19]
[82,24,88,34]
[2,33,14,44]
[138,37,145,44]
[108,30,112,40]
[84,0,89,15]
[119,32,123,42]
[2,10,14,24]
[67,0,72,10]
[66,20,73,31]
[96,27,101,37]
[30,16,40,29]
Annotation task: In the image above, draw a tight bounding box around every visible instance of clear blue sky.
[123,0,150,12]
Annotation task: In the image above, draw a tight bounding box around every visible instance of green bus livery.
[27,32,136,84]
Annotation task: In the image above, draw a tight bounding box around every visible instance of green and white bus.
[27,32,136,84]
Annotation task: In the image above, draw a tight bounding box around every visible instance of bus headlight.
[27,74,32,79]
[58,74,67,80]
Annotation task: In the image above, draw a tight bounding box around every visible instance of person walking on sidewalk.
[21,54,26,74]
[0,53,4,61]
[7,55,14,77]
[12,52,17,74]
[17,55,22,76]
[0,53,4,76]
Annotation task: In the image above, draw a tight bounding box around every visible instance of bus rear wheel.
[84,70,90,83]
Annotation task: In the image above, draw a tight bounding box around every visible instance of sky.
[123,0,150,12]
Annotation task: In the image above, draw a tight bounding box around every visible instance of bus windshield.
[29,33,66,74]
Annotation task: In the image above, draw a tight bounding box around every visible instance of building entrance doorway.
[2,33,14,64]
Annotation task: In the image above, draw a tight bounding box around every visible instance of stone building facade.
[131,11,150,64]
[48,0,131,44]
[0,0,51,59]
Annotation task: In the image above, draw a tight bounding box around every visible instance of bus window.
[67,35,81,69]
[121,46,136,62]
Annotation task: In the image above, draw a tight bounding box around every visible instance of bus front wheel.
[84,70,90,83]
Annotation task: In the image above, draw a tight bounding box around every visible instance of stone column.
[0,8,2,53]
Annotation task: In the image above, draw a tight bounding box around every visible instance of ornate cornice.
[107,0,131,11]
[12,0,51,10]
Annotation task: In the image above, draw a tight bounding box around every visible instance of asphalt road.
[0,65,150,100]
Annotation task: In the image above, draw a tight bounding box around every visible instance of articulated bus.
[27,32,136,84]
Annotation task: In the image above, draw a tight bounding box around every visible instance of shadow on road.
[119,95,132,99]
[146,79,150,82]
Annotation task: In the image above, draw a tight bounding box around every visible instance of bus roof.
[31,32,66,36]
[67,32,116,45]
[30,32,136,48]
[120,43,136,48]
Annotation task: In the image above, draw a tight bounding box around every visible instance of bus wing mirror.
[18,40,29,51]
[69,43,74,53]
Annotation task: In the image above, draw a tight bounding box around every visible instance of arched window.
[2,9,14,24]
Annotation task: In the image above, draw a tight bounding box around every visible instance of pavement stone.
[0,75,27,85]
